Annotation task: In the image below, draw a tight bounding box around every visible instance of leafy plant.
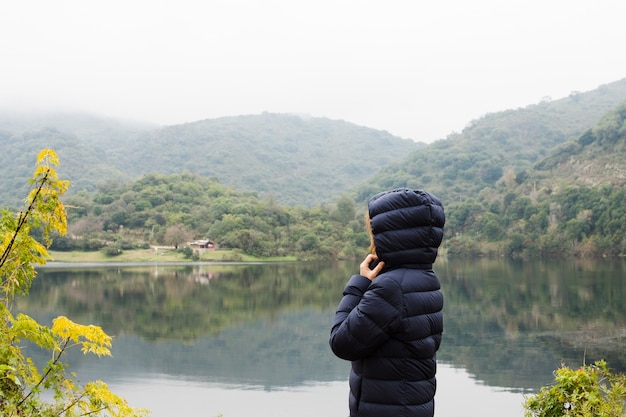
[524,360,626,417]
[0,149,148,416]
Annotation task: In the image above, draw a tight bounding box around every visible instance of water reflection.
[437,257,626,391]
[15,258,626,415]
[100,365,526,417]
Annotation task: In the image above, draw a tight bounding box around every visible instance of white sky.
[1,0,625,142]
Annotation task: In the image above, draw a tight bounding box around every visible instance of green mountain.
[123,113,420,206]
[442,101,626,258]
[2,79,625,210]
[532,102,626,189]
[340,78,626,258]
[354,78,626,204]
[0,112,419,208]
[0,112,150,208]
[2,79,626,258]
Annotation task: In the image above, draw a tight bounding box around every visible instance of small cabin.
[188,239,215,250]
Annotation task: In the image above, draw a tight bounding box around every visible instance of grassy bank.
[47,248,298,263]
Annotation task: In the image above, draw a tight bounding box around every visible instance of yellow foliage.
[1,148,68,301]
[37,149,61,166]
[11,313,56,351]
[51,316,112,357]
[0,149,150,416]
[82,380,150,417]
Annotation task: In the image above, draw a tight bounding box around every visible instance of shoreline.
[46,248,298,264]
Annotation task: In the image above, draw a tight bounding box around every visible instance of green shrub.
[102,245,123,257]
[524,360,626,417]
[179,246,194,259]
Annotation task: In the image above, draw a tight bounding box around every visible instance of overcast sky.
[1,1,625,142]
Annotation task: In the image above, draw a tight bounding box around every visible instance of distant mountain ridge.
[1,78,625,210]
[354,78,626,204]
[3,79,625,259]
[127,113,420,206]
[0,112,419,208]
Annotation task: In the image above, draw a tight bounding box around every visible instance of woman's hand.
[359,254,385,281]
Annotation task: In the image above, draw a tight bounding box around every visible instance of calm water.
[16,258,626,416]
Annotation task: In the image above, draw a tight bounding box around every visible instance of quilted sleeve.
[330,274,401,361]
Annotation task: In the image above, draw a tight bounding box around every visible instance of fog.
[2,0,626,142]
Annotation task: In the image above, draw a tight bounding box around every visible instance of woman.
[330,188,445,417]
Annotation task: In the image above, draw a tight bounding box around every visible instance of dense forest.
[56,173,369,259]
[0,112,418,208]
[3,79,626,259]
[441,101,626,258]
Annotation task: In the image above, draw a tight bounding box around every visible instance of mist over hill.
[2,79,625,210]
[124,113,420,206]
[2,78,625,258]
[354,78,626,204]
[346,78,626,258]
[0,112,419,208]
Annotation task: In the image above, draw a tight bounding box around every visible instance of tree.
[332,195,356,224]
[163,224,193,249]
[476,212,504,241]
[0,150,148,416]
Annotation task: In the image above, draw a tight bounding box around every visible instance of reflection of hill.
[19,259,626,391]
[23,264,349,340]
[24,262,356,340]
[437,257,626,390]
[32,310,351,388]
[20,262,357,388]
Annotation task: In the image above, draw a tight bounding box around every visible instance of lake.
[16,257,626,416]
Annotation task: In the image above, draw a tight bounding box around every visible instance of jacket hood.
[368,188,445,266]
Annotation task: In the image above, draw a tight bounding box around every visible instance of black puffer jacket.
[330,188,445,417]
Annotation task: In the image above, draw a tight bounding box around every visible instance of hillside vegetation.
[443,102,626,258]
[343,79,626,258]
[0,112,419,208]
[55,99,626,259]
[2,79,626,259]
[57,173,369,260]
[354,78,626,204]
[0,112,150,208]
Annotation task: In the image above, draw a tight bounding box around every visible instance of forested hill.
[0,112,418,208]
[0,112,153,208]
[2,79,625,210]
[124,113,419,206]
[345,78,626,258]
[353,78,626,204]
[4,78,624,259]
[533,102,626,188]
[53,102,625,260]
[441,100,626,258]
